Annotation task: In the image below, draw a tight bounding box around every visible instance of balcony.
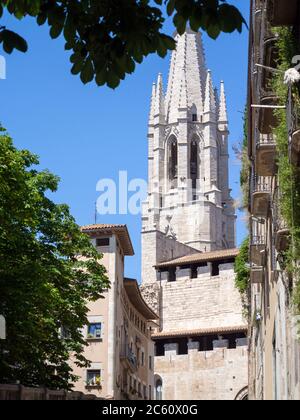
[252,176,271,217]
[268,0,298,26]
[250,266,264,284]
[121,346,138,373]
[256,133,276,176]
[258,92,279,135]
[251,235,266,267]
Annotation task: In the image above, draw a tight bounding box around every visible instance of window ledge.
[86,337,103,342]
[85,385,102,390]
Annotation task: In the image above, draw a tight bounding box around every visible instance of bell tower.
[142,30,236,285]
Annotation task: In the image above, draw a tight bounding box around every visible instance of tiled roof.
[124,278,159,321]
[152,325,248,339]
[81,224,127,230]
[155,248,239,269]
[81,224,134,256]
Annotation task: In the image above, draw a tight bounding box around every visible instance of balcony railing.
[251,176,271,217]
[121,346,138,372]
[250,266,264,284]
[255,133,277,176]
[250,219,266,266]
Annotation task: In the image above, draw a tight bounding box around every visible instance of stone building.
[141,30,248,400]
[247,0,300,400]
[70,224,158,400]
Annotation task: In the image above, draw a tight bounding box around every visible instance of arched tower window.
[155,378,163,400]
[190,139,198,191]
[168,137,178,187]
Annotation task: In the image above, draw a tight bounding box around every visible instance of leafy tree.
[0,0,246,88]
[0,127,109,389]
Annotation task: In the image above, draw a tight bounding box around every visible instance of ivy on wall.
[272,27,300,315]
[234,237,250,317]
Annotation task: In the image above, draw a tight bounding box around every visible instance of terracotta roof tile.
[81,224,134,256]
[156,248,239,269]
[152,325,247,339]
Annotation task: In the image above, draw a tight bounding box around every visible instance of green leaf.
[159,34,176,50]
[0,30,28,53]
[80,58,94,84]
[50,21,64,39]
[107,71,120,89]
[71,61,83,75]
[166,0,175,16]
[37,13,47,26]
[173,13,187,36]
[95,68,108,86]
[206,24,221,40]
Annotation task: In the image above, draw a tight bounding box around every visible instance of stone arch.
[154,374,163,400]
[234,386,248,400]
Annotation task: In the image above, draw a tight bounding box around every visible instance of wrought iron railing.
[252,175,272,194]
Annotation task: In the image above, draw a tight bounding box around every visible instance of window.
[191,266,198,279]
[86,370,101,387]
[141,351,145,366]
[138,382,142,397]
[87,323,102,339]
[143,385,147,399]
[149,356,152,370]
[149,385,152,400]
[211,263,220,277]
[96,237,110,247]
[190,140,198,191]
[169,138,178,182]
[192,113,198,122]
[168,268,176,282]
[155,378,163,400]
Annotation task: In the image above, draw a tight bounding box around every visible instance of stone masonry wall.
[155,346,248,400]
[160,266,245,332]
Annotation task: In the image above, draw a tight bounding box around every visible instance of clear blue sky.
[0,1,249,281]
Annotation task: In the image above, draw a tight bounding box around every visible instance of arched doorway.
[234,386,248,400]
[155,376,163,400]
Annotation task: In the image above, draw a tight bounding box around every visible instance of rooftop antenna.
[94,201,97,225]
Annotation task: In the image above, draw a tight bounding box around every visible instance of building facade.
[247,0,300,400]
[141,30,248,400]
[70,224,158,400]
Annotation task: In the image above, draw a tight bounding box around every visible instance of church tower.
[142,30,236,286]
[140,31,248,401]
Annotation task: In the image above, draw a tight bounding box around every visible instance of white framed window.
[87,323,102,339]
[86,370,101,387]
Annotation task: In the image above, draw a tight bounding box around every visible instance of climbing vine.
[234,237,250,317]
[272,27,300,315]
[240,108,251,210]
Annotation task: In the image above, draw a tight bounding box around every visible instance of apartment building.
[70,224,158,400]
[247,0,300,400]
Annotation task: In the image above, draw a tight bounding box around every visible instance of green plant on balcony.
[271,26,300,317]
[234,107,251,210]
[234,237,250,318]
